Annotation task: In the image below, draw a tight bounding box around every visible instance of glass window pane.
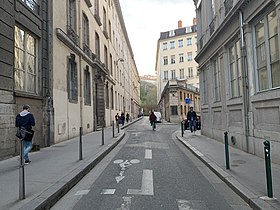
[256,44,266,68]
[271,61,280,88]
[255,20,265,45]
[229,47,235,63]
[27,74,35,93]
[231,79,236,97]
[268,10,277,38]
[26,34,35,54]
[258,67,268,90]
[27,54,35,74]
[14,48,24,69]
[15,26,24,49]
[15,70,25,91]
[269,36,279,63]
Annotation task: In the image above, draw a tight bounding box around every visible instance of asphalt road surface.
[52,117,252,210]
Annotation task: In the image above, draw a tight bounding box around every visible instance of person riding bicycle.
[149,111,157,130]
[187,106,197,133]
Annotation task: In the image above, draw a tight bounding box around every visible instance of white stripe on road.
[101,189,116,194]
[127,170,154,195]
[177,199,208,210]
[145,149,152,159]
[74,190,90,195]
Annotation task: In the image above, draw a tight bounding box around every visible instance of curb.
[176,134,277,210]
[20,132,126,210]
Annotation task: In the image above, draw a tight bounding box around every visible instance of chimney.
[193,17,197,26]
[178,20,182,29]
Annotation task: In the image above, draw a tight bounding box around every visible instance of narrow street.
[52,118,251,210]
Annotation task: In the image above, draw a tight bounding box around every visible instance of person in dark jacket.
[187,106,197,133]
[16,104,35,164]
[149,111,157,130]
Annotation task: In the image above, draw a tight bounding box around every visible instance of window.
[94,0,99,16]
[187,37,192,46]
[162,42,167,50]
[228,40,242,97]
[213,58,221,101]
[104,45,108,68]
[187,52,192,61]
[106,82,109,109]
[171,106,178,115]
[171,70,176,80]
[67,54,78,102]
[179,53,184,63]
[14,26,37,93]
[95,32,100,58]
[170,41,175,49]
[82,13,89,47]
[188,67,193,77]
[178,39,183,48]
[21,0,39,14]
[84,66,91,105]
[195,36,197,44]
[111,86,114,109]
[171,55,175,64]
[103,7,107,32]
[68,0,76,30]
[110,54,113,76]
[179,68,184,79]
[169,30,175,37]
[164,71,168,80]
[163,56,168,65]
[201,68,207,104]
[254,10,280,90]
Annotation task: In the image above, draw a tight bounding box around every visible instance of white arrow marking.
[115,175,125,183]
[117,196,132,210]
[127,170,154,195]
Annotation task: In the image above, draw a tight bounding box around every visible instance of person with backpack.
[187,106,197,133]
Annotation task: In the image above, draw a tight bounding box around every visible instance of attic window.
[169,30,175,37]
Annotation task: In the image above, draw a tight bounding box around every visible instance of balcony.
[83,43,92,58]
[67,26,79,45]
[209,16,216,36]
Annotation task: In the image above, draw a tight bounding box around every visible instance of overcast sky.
[119,0,196,76]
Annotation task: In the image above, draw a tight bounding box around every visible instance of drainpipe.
[78,0,83,130]
[239,10,250,152]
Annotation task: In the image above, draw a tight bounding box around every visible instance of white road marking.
[117,196,132,210]
[127,170,154,195]
[130,159,140,164]
[114,159,140,183]
[114,159,124,164]
[177,199,208,210]
[145,149,152,159]
[74,190,90,195]
[101,189,116,194]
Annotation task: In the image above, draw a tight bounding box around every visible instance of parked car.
[154,112,162,123]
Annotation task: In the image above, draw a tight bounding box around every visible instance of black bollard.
[19,139,25,200]
[112,121,115,138]
[79,127,83,160]
[263,140,273,198]
[224,131,230,169]
[181,121,184,137]
[102,126,104,145]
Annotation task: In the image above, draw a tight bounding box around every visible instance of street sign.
[185,98,191,104]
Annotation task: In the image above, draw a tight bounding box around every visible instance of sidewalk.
[176,130,280,210]
[0,118,141,210]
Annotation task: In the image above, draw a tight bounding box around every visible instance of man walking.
[187,106,197,133]
[16,104,35,164]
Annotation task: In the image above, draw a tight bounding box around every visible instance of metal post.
[112,121,115,138]
[224,131,230,169]
[263,140,273,198]
[181,121,184,137]
[79,127,83,160]
[19,139,25,199]
[117,121,119,133]
[102,126,104,145]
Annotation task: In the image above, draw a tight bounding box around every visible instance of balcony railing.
[67,25,79,45]
[83,43,92,58]
[209,16,216,36]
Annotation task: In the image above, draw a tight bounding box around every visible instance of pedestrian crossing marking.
[101,189,116,194]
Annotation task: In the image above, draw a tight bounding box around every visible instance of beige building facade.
[51,0,140,143]
[156,20,199,103]
[194,0,280,163]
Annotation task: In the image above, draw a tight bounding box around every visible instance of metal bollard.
[19,139,25,200]
[181,121,184,137]
[102,126,104,145]
[263,140,273,198]
[79,127,83,160]
[112,121,115,138]
[224,131,230,169]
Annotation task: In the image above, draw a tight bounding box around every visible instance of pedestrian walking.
[120,112,125,126]
[126,112,130,123]
[115,113,120,128]
[187,106,197,133]
[15,104,35,164]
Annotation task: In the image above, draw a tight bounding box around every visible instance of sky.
[119,0,196,76]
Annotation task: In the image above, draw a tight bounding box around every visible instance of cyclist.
[187,106,197,133]
[149,111,157,130]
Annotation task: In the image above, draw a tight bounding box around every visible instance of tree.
[140,81,157,115]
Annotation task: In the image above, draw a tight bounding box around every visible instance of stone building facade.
[0,0,140,159]
[194,0,280,163]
